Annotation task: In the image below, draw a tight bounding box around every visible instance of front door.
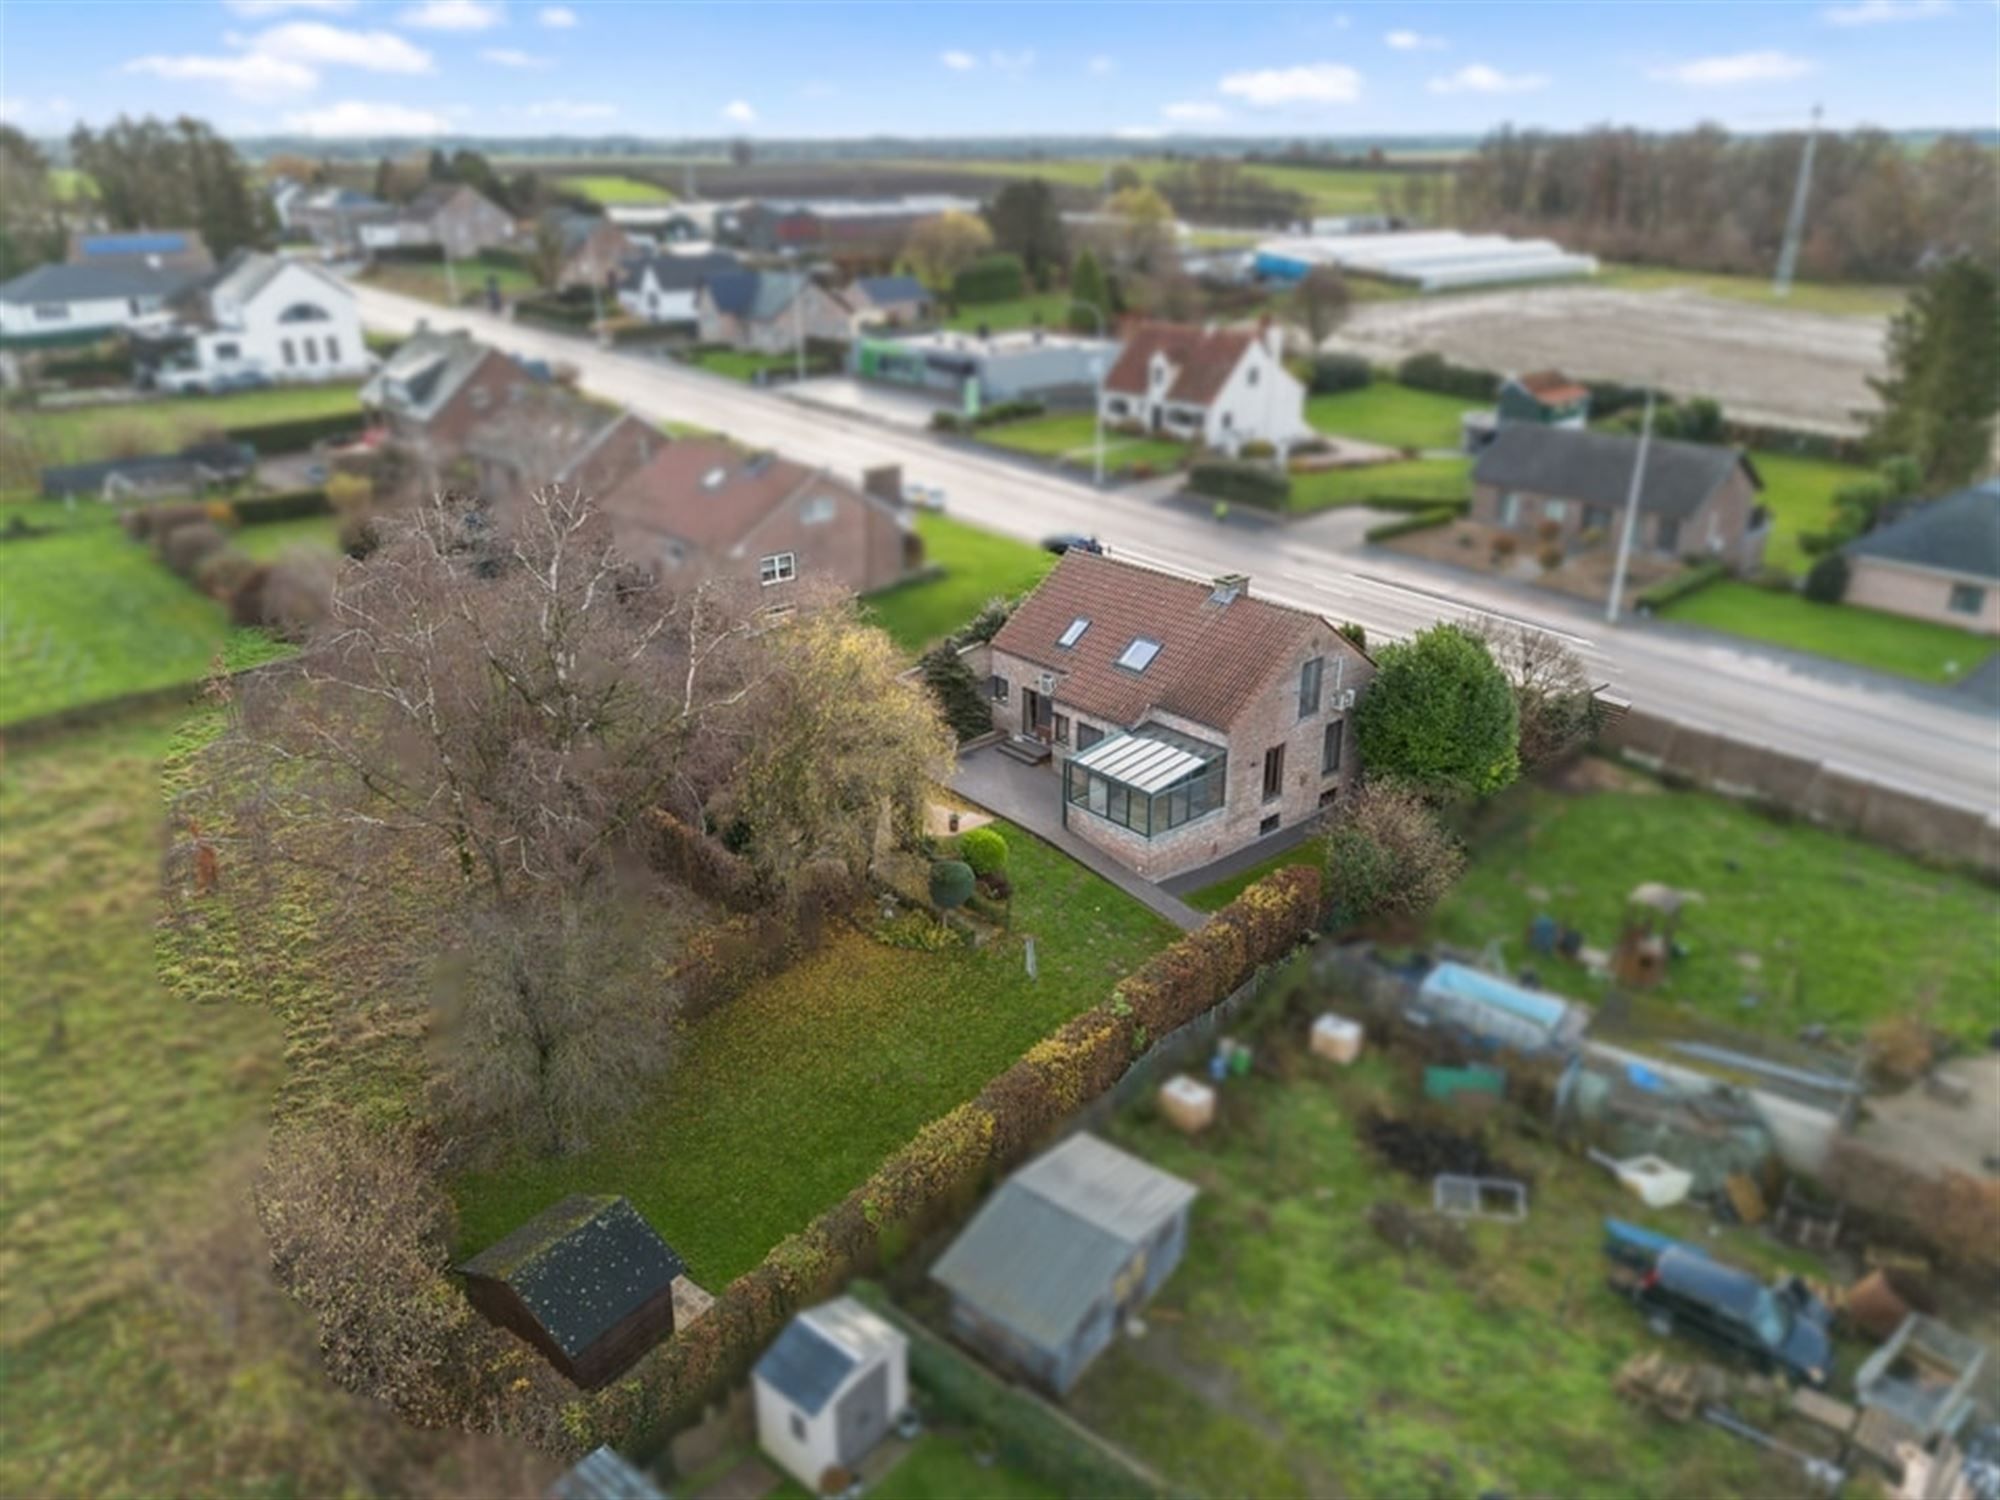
[1022,688,1052,740]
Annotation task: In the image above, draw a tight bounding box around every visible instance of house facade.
[695,271,855,354]
[0,262,199,347]
[360,328,538,464]
[550,213,634,291]
[1843,480,2000,635]
[986,552,1373,881]
[752,1297,908,1491]
[361,183,515,260]
[601,438,916,595]
[289,187,395,255]
[616,249,742,325]
[1098,321,1307,453]
[133,251,369,392]
[1470,424,1769,572]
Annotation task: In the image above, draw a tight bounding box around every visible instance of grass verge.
[1660,580,1996,685]
[1287,456,1470,514]
[977,412,1187,474]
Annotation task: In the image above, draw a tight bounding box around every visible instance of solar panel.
[81,233,187,257]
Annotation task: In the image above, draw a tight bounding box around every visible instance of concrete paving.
[1160,818,1322,900]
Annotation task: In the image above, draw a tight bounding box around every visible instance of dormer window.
[1117,637,1161,672]
[1057,617,1090,649]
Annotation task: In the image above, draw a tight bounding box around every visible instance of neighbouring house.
[1470,424,1769,573]
[269,177,306,232]
[1842,479,2000,635]
[1463,368,1592,451]
[67,228,215,277]
[361,182,516,260]
[986,551,1373,881]
[0,261,201,348]
[41,440,255,502]
[695,270,856,355]
[549,1447,667,1500]
[753,1296,909,1491]
[457,1194,686,1390]
[130,250,369,392]
[929,1132,1196,1396]
[844,274,932,329]
[1098,320,1307,454]
[288,186,396,256]
[601,437,918,595]
[360,327,539,464]
[729,195,979,259]
[853,326,1116,409]
[465,385,669,508]
[616,249,743,326]
[548,212,635,291]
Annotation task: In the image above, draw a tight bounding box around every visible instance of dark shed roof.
[1472,425,1760,522]
[459,1195,685,1361]
[854,274,928,306]
[1845,480,2000,581]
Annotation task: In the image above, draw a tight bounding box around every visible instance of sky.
[0,0,1994,142]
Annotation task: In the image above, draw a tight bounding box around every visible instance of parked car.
[1604,1222,1832,1387]
[902,482,946,512]
[1041,533,1104,556]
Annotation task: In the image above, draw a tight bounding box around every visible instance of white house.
[0,262,200,347]
[616,249,742,325]
[134,251,369,392]
[752,1296,908,1491]
[1099,320,1307,453]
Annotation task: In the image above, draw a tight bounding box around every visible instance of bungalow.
[844,274,932,329]
[986,552,1372,881]
[359,327,538,462]
[362,182,515,261]
[616,249,743,326]
[695,270,856,355]
[1098,320,1307,454]
[600,437,918,595]
[132,250,369,392]
[930,1133,1196,1396]
[753,1297,909,1491]
[465,386,669,509]
[67,228,214,277]
[1470,424,1769,573]
[1843,479,2000,635]
[457,1194,686,1390]
[0,261,199,347]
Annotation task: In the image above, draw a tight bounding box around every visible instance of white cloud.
[284,99,450,135]
[940,49,977,70]
[480,47,547,67]
[1162,100,1229,123]
[256,22,433,73]
[1822,0,1950,23]
[1112,125,1165,141]
[124,50,318,102]
[1087,55,1116,75]
[398,0,503,31]
[721,99,756,124]
[224,0,356,14]
[1385,29,1446,50]
[537,4,577,24]
[524,98,615,119]
[1649,50,1816,86]
[987,48,1035,75]
[1218,62,1363,106]
[1428,63,1548,95]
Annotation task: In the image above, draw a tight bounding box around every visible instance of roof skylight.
[1058,617,1090,648]
[1116,636,1162,672]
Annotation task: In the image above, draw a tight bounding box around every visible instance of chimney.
[1209,572,1249,605]
[863,464,903,506]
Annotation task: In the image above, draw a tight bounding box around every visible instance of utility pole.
[793,273,806,383]
[1606,388,1656,626]
[1773,104,1821,300]
[1072,299,1108,488]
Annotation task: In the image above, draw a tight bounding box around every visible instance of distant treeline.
[1451,125,1998,284]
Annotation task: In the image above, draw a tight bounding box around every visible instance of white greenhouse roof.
[1070,730,1218,793]
[1257,229,1598,292]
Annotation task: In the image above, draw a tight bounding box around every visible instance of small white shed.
[752,1295,908,1490]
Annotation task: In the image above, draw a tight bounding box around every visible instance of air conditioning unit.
[1038,673,1058,695]
[1333,688,1357,711]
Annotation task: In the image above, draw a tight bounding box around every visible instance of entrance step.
[996,736,1052,766]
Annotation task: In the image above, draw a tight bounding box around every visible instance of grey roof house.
[1470,424,1769,573]
[752,1296,908,1490]
[845,274,932,328]
[0,261,201,347]
[695,270,856,355]
[930,1132,1197,1395]
[1843,479,2000,635]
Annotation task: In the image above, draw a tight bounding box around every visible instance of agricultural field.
[0,708,551,1499]
[1287,456,1470,514]
[1660,581,1997,685]
[863,511,1053,654]
[1306,383,1482,452]
[452,821,1177,1280]
[975,411,1187,475]
[1432,761,2000,1042]
[877,157,1427,216]
[556,173,675,204]
[1073,1043,1804,1498]
[1597,264,1909,320]
[8,384,363,466]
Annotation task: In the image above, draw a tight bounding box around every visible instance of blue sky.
[1,0,1992,140]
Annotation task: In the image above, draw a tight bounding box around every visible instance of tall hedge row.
[1188,459,1291,510]
[223,411,366,454]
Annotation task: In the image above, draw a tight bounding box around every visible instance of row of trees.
[68,116,270,258]
[1453,124,1998,284]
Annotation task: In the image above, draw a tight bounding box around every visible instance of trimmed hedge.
[233,488,331,525]
[1365,506,1461,543]
[224,411,365,454]
[1397,351,1499,402]
[1188,459,1290,510]
[1636,559,1726,612]
[1308,352,1373,395]
[514,295,595,330]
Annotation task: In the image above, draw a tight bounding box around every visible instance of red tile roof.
[1101,322,1258,407]
[992,551,1353,732]
[1514,369,1591,406]
[600,437,816,550]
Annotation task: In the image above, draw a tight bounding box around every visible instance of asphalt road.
[354,285,1999,818]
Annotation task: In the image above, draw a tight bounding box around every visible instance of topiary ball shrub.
[958,825,1008,878]
[929,859,975,914]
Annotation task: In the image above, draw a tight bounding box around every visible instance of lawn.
[944,294,1080,334]
[451,820,1178,1280]
[768,1432,1058,1500]
[1184,837,1326,913]
[557,173,675,205]
[863,511,1053,654]
[235,514,342,560]
[0,524,284,725]
[1598,263,1908,320]
[1287,456,1470,514]
[1433,765,2000,1043]
[362,258,539,308]
[1072,1046,1812,1498]
[1306,383,1481,452]
[1746,450,1872,576]
[686,347,820,383]
[977,412,1188,475]
[1661,580,1996,685]
[9,384,363,465]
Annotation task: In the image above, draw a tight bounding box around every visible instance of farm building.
[457,1194,686,1390]
[930,1132,1196,1395]
[1255,230,1597,292]
[753,1296,909,1490]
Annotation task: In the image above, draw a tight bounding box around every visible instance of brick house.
[1470,425,1769,572]
[1842,479,2000,634]
[1097,320,1307,454]
[370,182,516,260]
[465,385,670,509]
[985,552,1373,881]
[549,212,635,291]
[360,328,537,468]
[600,437,919,595]
[696,270,856,355]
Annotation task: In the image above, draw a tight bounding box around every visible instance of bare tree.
[1324,781,1464,930]
[1474,619,1605,772]
[1291,264,1351,346]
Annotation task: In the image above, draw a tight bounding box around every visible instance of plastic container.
[1159,1074,1216,1134]
[1311,1013,1364,1065]
[1614,1154,1694,1208]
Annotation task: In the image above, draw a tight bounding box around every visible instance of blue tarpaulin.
[1416,961,1582,1053]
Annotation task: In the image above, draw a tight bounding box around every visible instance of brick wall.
[1844,558,2000,635]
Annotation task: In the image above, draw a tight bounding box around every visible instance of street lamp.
[1605,387,1656,626]
[1071,298,1108,490]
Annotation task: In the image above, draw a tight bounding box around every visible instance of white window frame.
[801,493,836,526]
[759,551,796,586]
